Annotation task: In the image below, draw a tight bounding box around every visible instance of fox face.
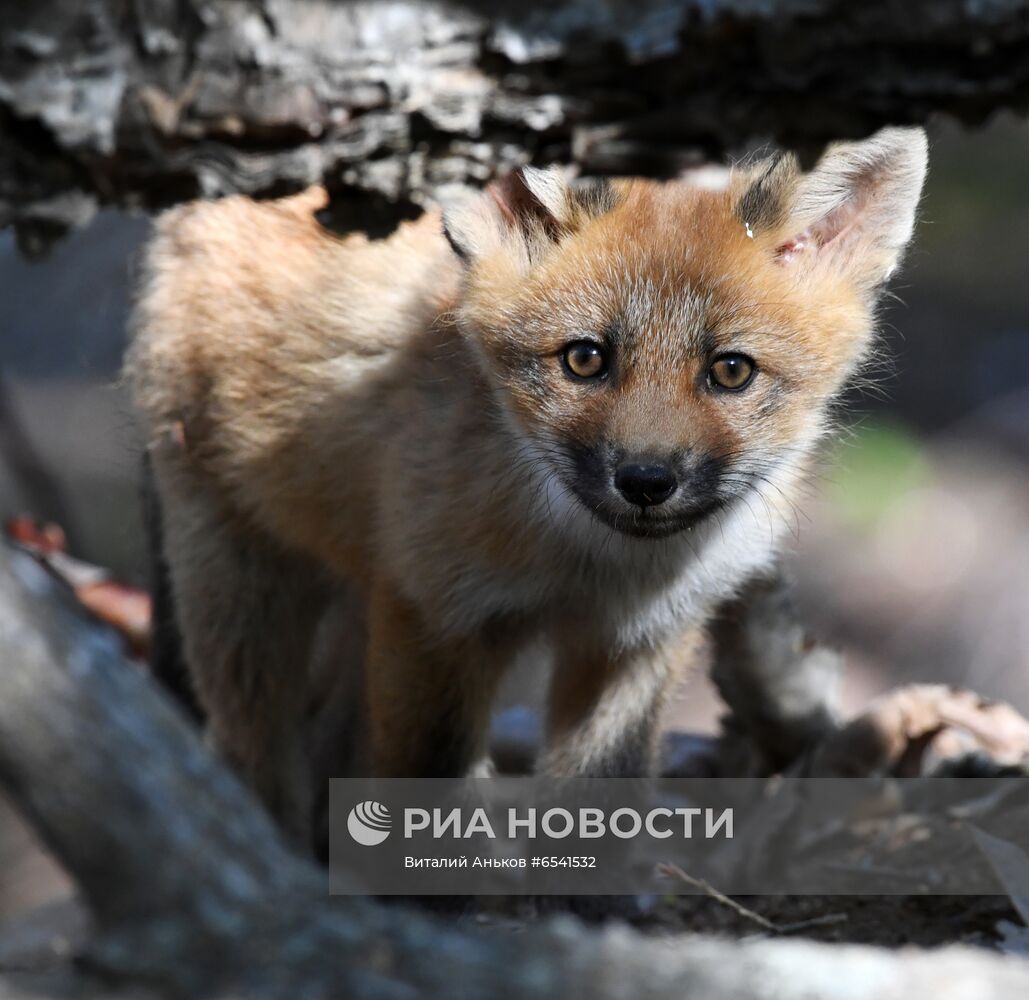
[444,129,927,541]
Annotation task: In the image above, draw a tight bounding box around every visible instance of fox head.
[443,127,927,540]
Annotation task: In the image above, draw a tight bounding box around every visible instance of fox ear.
[443,167,612,264]
[751,127,928,290]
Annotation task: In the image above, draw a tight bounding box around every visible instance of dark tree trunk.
[3,0,1029,251]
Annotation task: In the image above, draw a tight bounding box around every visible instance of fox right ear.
[443,167,614,265]
[771,127,929,290]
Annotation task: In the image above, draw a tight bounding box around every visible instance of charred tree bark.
[2,543,1029,998]
[3,0,1029,251]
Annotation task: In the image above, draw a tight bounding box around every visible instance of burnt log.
[3,1,1029,251]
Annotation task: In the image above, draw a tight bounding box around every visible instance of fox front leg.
[364,583,508,778]
[539,631,691,778]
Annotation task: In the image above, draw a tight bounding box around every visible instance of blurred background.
[0,113,1027,720]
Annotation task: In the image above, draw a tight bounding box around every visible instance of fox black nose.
[615,463,677,507]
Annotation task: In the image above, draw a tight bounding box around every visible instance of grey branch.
[4,0,1029,249]
[2,545,1029,997]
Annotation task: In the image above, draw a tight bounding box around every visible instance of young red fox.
[128,127,927,836]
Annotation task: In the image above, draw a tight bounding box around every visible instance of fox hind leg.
[152,457,329,845]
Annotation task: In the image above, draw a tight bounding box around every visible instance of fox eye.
[562,341,607,380]
[709,353,755,391]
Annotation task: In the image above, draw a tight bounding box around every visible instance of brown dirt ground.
[642,893,1018,949]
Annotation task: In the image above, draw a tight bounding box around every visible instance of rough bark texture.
[2,543,1029,998]
[4,0,1029,251]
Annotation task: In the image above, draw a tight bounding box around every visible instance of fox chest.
[408,548,744,654]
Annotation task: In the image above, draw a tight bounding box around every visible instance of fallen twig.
[658,863,848,935]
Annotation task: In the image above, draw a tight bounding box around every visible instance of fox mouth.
[573,492,724,539]
[558,445,727,539]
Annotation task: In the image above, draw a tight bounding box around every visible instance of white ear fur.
[519,166,572,222]
[441,195,506,263]
[441,166,573,264]
[779,126,928,287]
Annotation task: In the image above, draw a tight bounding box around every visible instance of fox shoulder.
[127,188,456,452]
[127,188,338,436]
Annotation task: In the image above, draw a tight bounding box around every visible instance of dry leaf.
[4,516,152,659]
[811,685,1029,777]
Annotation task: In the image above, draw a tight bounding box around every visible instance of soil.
[643,893,1018,949]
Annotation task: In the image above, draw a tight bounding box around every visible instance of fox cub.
[128,127,927,837]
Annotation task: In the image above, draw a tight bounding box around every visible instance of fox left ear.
[443,167,614,265]
[762,127,928,290]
